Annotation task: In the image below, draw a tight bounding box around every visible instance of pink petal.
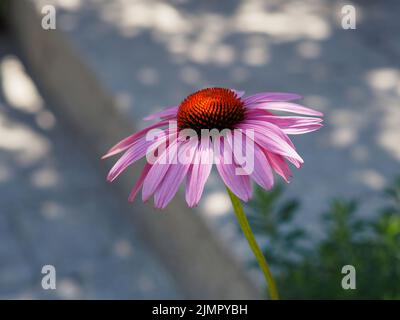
[107,132,169,182]
[251,144,274,190]
[143,106,179,121]
[214,136,252,201]
[238,121,303,163]
[285,156,303,169]
[240,119,296,148]
[248,101,323,117]
[142,137,179,201]
[102,119,172,159]
[282,123,323,135]
[231,89,245,98]
[265,151,292,182]
[185,136,213,207]
[246,114,323,135]
[226,131,274,191]
[244,108,274,118]
[247,120,302,164]
[244,92,302,105]
[128,163,152,202]
[247,114,323,126]
[153,139,198,209]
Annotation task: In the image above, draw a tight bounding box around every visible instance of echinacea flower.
[103,87,323,209]
[103,87,323,300]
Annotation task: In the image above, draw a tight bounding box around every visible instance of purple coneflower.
[103,87,323,299]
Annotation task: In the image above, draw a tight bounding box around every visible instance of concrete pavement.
[0,35,181,298]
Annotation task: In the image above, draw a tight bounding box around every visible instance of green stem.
[226,187,279,300]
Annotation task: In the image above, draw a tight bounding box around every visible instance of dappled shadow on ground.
[0,36,180,298]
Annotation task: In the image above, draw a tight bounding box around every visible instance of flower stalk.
[226,187,279,300]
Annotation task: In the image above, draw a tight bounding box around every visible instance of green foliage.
[246,185,305,270]
[246,178,400,299]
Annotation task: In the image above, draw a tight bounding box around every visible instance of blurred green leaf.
[246,178,400,299]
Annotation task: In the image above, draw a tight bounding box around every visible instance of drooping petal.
[214,135,252,201]
[244,92,302,105]
[281,123,323,135]
[143,106,179,121]
[246,114,323,126]
[250,144,274,190]
[265,151,292,182]
[285,156,303,169]
[240,116,299,175]
[142,137,179,201]
[248,101,323,117]
[238,122,303,163]
[185,136,213,207]
[226,130,274,191]
[102,119,172,159]
[128,163,152,202]
[240,118,296,148]
[153,138,198,209]
[246,114,323,135]
[244,108,274,118]
[107,131,170,182]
